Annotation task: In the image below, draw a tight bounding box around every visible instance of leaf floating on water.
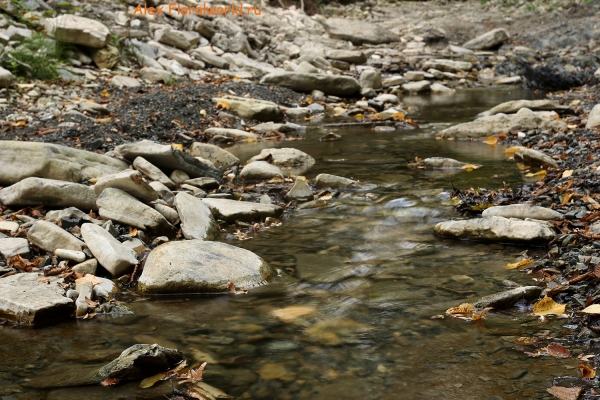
[472,307,492,321]
[515,162,531,171]
[544,344,571,358]
[547,386,582,400]
[562,170,574,178]
[179,362,207,384]
[581,304,600,314]
[504,146,525,156]
[272,305,317,323]
[482,136,498,145]
[533,297,566,316]
[140,360,187,389]
[506,258,534,270]
[461,164,480,171]
[579,363,596,379]
[101,377,120,386]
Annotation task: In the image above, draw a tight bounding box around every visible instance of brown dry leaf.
[460,164,480,171]
[216,101,230,110]
[446,303,475,315]
[354,113,363,119]
[506,258,534,270]
[533,297,566,316]
[8,255,35,272]
[562,192,574,205]
[75,275,101,286]
[504,146,525,156]
[562,170,574,178]
[37,274,51,284]
[472,307,492,321]
[482,136,498,145]
[226,281,247,295]
[44,264,67,276]
[272,305,317,323]
[547,386,582,400]
[581,304,600,314]
[583,195,600,210]
[140,360,188,389]
[85,297,98,307]
[82,312,96,320]
[129,227,138,237]
[545,344,570,358]
[179,362,207,384]
[579,363,596,379]
[514,337,537,345]
[101,377,120,386]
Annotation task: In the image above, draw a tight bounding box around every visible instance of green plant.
[163,76,179,87]
[4,33,71,80]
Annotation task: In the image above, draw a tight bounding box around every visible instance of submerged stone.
[474,286,542,309]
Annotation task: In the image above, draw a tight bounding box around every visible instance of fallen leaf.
[101,377,120,386]
[525,170,547,178]
[306,97,313,105]
[215,101,230,110]
[472,307,492,321]
[514,337,537,345]
[446,303,475,315]
[129,227,138,237]
[140,360,187,389]
[82,312,96,320]
[579,363,596,379]
[544,344,570,358]
[533,297,566,316]
[172,144,183,151]
[461,164,480,171]
[391,112,405,121]
[179,362,207,384]
[75,275,101,286]
[547,386,582,400]
[101,89,109,97]
[562,192,574,205]
[85,297,98,307]
[506,258,534,270]
[562,170,574,178]
[583,195,600,210]
[504,146,525,156]
[482,136,498,145]
[272,305,317,323]
[516,162,531,171]
[581,304,600,314]
[226,281,247,295]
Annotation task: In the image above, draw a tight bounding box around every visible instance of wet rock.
[97,188,176,237]
[211,95,283,122]
[0,273,73,326]
[0,177,97,210]
[436,109,567,139]
[434,216,555,244]
[0,66,13,87]
[323,18,399,45]
[408,157,478,169]
[75,280,93,317]
[116,140,221,181]
[0,141,128,186]
[287,177,314,201]
[422,59,472,72]
[201,198,283,222]
[93,344,184,382]
[249,148,315,166]
[93,170,158,203]
[137,240,277,294]
[479,99,572,116]
[90,45,120,69]
[55,249,86,263]
[44,15,110,48]
[28,220,85,252]
[304,318,373,346]
[139,67,172,82]
[204,127,256,141]
[326,49,367,64]
[402,80,431,93]
[463,28,510,50]
[0,237,30,259]
[261,72,360,96]
[514,148,558,169]
[473,286,542,309]
[189,143,239,168]
[482,204,563,221]
[81,223,138,277]
[72,259,98,276]
[175,192,219,241]
[431,83,454,94]
[314,173,360,189]
[133,157,176,190]
[495,76,522,85]
[587,104,600,129]
[359,69,382,89]
[239,161,283,180]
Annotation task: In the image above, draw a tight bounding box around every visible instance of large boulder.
[248,148,315,166]
[115,140,221,181]
[436,109,567,139]
[0,141,128,186]
[93,170,158,203]
[0,274,73,326]
[175,192,220,241]
[323,18,399,45]
[81,223,138,277]
[0,178,97,210]
[482,204,563,221]
[96,188,176,237]
[211,96,283,122]
[44,15,110,48]
[201,198,283,222]
[434,216,555,244]
[463,28,510,50]
[137,240,277,294]
[479,99,572,117]
[260,73,360,96]
[189,143,239,168]
[27,220,85,252]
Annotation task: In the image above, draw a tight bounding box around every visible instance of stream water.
[0,88,579,400]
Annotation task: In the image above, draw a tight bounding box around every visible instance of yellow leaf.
[216,101,230,110]
[172,143,183,151]
[89,178,99,184]
[461,164,480,171]
[101,89,109,97]
[570,99,581,106]
[562,192,574,205]
[482,136,498,145]
[306,97,313,105]
[504,146,525,156]
[533,297,566,316]
[516,163,531,171]
[562,170,573,178]
[333,107,347,116]
[525,170,546,178]
[391,112,405,121]
[354,113,363,119]
[581,304,600,314]
[506,258,533,270]
[583,195,600,210]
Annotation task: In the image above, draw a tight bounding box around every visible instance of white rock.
[201,198,283,222]
[0,220,19,234]
[27,220,85,252]
[175,192,220,240]
[94,170,158,203]
[81,223,138,277]
[239,161,283,180]
[0,238,30,259]
[586,104,600,129]
[482,204,563,221]
[133,156,176,189]
[72,258,98,276]
[434,216,555,243]
[169,170,190,184]
[0,177,97,211]
[55,249,86,263]
[44,15,110,48]
[248,148,315,166]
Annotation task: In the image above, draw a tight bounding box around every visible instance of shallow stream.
[0,88,578,400]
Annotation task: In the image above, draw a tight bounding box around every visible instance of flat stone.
[153,204,179,224]
[287,177,314,201]
[110,76,141,88]
[0,141,128,186]
[81,223,138,277]
[0,237,30,259]
[404,71,425,81]
[474,286,542,309]
[93,170,158,203]
[204,128,256,141]
[188,143,239,168]
[482,204,563,221]
[191,49,230,68]
[479,100,571,116]
[149,181,174,204]
[211,95,283,122]
[514,148,558,169]
[0,177,97,210]
[587,104,600,129]
[139,67,172,82]
[201,198,283,222]
[116,140,221,181]
[408,157,479,169]
[175,192,220,241]
[463,28,510,50]
[72,259,98,276]
[55,249,86,262]
[314,173,360,189]
[45,207,102,225]
[97,188,176,237]
[169,170,190,184]
[0,273,73,326]
[132,156,176,189]
[421,59,472,72]
[137,240,277,294]
[434,216,555,244]
[248,148,315,166]
[430,83,454,94]
[326,50,367,64]
[323,18,399,45]
[27,220,85,252]
[239,161,283,180]
[0,220,19,234]
[261,72,360,96]
[183,177,219,190]
[155,29,191,50]
[44,14,110,48]
[495,76,522,85]
[402,80,431,93]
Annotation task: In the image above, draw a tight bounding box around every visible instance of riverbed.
[0,88,576,400]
